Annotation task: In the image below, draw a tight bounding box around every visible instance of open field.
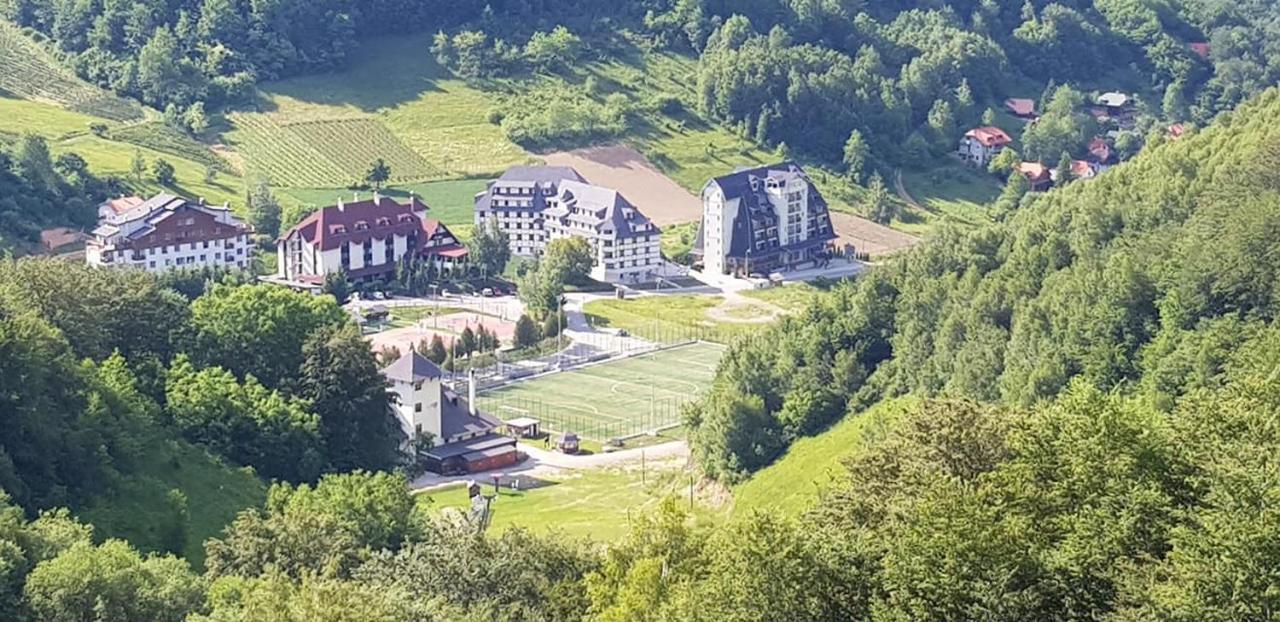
[421,463,722,541]
[895,160,1002,236]
[829,211,920,257]
[733,397,916,517]
[77,436,266,567]
[58,135,245,208]
[0,21,143,121]
[544,144,703,226]
[476,342,724,441]
[741,282,821,311]
[585,295,771,344]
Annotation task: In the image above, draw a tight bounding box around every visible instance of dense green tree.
[466,217,510,278]
[151,158,175,185]
[246,178,282,238]
[23,540,203,622]
[841,129,869,183]
[363,158,390,190]
[513,314,541,349]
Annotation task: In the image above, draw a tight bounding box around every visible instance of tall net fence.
[474,393,694,443]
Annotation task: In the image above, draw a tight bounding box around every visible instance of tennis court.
[475,341,725,441]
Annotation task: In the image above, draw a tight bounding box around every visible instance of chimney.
[353,192,359,203]
[337,198,344,212]
[372,190,381,205]
[468,369,477,416]
[198,197,205,206]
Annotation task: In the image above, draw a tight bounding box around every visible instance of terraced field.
[0,21,143,121]
[111,121,228,169]
[227,114,440,187]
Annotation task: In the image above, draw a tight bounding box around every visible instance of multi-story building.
[474,166,586,256]
[958,126,1013,166]
[383,350,517,475]
[693,162,835,276]
[475,166,663,283]
[274,193,468,287]
[542,180,661,283]
[85,193,253,273]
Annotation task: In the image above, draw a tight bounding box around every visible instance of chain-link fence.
[474,392,692,443]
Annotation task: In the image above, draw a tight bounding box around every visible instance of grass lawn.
[420,464,720,542]
[0,96,107,139]
[59,135,246,208]
[283,178,488,228]
[895,160,1001,235]
[733,397,917,517]
[476,342,724,441]
[76,436,266,568]
[584,295,762,344]
[660,220,698,261]
[741,282,820,312]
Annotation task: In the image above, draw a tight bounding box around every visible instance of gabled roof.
[548,180,655,240]
[1097,92,1130,108]
[964,126,1013,148]
[1004,98,1035,117]
[701,162,835,259]
[281,194,431,250]
[1167,123,1186,139]
[440,389,501,440]
[1016,161,1051,181]
[1088,137,1112,163]
[383,349,443,383]
[497,166,585,185]
[1189,42,1210,59]
[1071,160,1097,179]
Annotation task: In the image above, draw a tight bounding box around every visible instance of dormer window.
[376,217,390,226]
[398,214,414,223]
[330,225,347,234]
[355,221,369,231]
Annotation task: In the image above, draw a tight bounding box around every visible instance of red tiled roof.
[964,126,1013,148]
[1071,160,1095,179]
[1167,123,1186,139]
[1088,137,1112,162]
[427,244,469,259]
[1004,98,1035,117]
[1189,42,1210,59]
[282,195,431,250]
[101,196,144,215]
[1016,161,1050,181]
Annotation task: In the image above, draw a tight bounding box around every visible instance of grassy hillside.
[0,20,143,121]
[732,397,916,516]
[77,436,266,568]
[283,178,488,228]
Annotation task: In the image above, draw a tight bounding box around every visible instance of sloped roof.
[1189,42,1210,59]
[281,194,431,250]
[1004,98,1035,117]
[548,180,655,240]
[1097,92,1129,107]
[497,166,585,184]
[1016,161,1051,181]
[1088,137,1112,163]
[440,389,501,440]
[383,349,443,382]
[964,126,1013,147]
[702,162,835,259]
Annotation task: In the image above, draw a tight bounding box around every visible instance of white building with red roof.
[86,193,253,273]
[958,126,1013,167]
[273,193,467,288]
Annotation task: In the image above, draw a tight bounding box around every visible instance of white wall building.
[274,194,467,288]
[85,194,253,273]
[474,166,585,257]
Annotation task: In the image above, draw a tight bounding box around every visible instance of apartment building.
[85,193,253,273]
[473,166,586,256]
[543,180,661,283]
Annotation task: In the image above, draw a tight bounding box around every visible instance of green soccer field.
[475,342,725,441]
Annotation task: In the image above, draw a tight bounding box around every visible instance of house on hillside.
[1087,137,1114,166]
[41,227,86,254]
[1004,98,1036,119]
[384,351,518,475]
[1052,160,1099,183]
[1096,92,1131,113]
[474,166,662,283]
[85,193,253,273]
[958,126,1013,167]
[542,180,661,283]
[473,166,586,257]
[1167,123,1187,140]
[271,193,467,289]
[1016,162,1053,192]
[96,196,144,221]
[1189,42,1211,59]
[692,162,835,277]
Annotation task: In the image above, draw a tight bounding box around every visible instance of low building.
[1097,92,1131,112]
[958,126,1013,166]
[1189,42,1211,59]
[1053,160,1099,182]
[473,166,587,257]
[693,162,836,276]
[274,193,467,288]
[1016,162,1053,192]
[40,227,86,254]
[85,193,253,273]
[542,180,661,283]
[96,196,144,221]
[383,350,517,475]
[1087,137,1114,165]
[1167,123,1187,140]
[1004,98,1036,119]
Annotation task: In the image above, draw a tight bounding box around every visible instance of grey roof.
[440,388,502,440]
[475,166,587,216]
[383,350,443,382]
[696,162,835,259]
[546,180,655,240]
[424,433,515,460]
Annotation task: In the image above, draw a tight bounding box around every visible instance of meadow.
[0,20,143,121]
[475,342,724,441]
[584,295,768,344]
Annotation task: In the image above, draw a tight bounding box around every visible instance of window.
[414,403,422,413]
[413,381,423,390]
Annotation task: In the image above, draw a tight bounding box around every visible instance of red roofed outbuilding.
[1004,98,1036,118]
[1016,162,1053,192]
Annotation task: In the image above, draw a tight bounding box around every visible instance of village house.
[692,162,835,277]
[1004,98,1037,119]
[1167,123,1187,140]
[473,166,586,257]
[958,126,1013,166]
[474,166,662,283]
[1016,162,1054,192]
[1053,159,1099,183]
[272,193,467,288]
[96,196,144,221]
[1087,137,1114,166]
[85,193,253,273]
[384,350,517,475]
[1189,42,1211,59]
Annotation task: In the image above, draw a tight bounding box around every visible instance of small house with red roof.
[1189,42,1210,59]
[1087,137,1113,166]
[958,126,1013,167]
[1016,162,1053,192]
[1167,123,1187,140]
[273,193,467,288]
[1004,98,1036,119]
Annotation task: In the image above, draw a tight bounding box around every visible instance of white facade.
[389,374,444,444]
[700,185,734,276]
[86,195,252,274]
